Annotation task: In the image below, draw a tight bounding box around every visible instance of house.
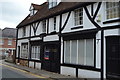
[0,28,16,61]
[16,1,120,79]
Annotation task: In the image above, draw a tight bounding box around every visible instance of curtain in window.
[21,44,28,59]
[64,39,94,66]
[31,46,40,60]
[64,41,70,63]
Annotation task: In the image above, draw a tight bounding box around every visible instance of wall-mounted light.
[96,14,101,22]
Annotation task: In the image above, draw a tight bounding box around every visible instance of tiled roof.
[31,3,41,10]
[17,2,94,28]
[2,28,17,38]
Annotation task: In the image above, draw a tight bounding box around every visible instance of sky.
[0,0,46,29]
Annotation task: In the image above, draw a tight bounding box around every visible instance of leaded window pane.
[106,2,119,19]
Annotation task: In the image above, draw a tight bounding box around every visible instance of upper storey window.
[106,2,119,20]
[42,20,46,33]
[53,17,56,31]
[29,4,40,16]
[49,0,57,9]
[23,27,26,37]
[74,8,83,26]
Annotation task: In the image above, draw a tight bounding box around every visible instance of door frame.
[41,41,61,73]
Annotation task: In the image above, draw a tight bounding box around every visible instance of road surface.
[0,61,46,80]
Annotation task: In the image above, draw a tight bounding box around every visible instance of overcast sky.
[0,0,46,29]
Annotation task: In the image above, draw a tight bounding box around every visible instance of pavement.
[2,60,76,80]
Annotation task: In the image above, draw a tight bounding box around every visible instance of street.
[0,61,46,80]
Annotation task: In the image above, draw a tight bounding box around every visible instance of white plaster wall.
[31,26,35,36]
[96,31,101,69]
[49,18,54,33]
[62,12,74,33]
[78,69,100,78]
[62,2,119,34]
[62,5,98,33]
[17,39,29,46]
[17,39,29,58]
[61,66,100,78]
[29,61,34,68]
[104,29,119,37]
[26,25,30,37]
[48,16,60,33]
[56,16,60,32]
[44,35,59,42]
[36,62,41,69]
[94,2,119,28]
[36,22,42,35]
[18,25,30,38]
[18,28,23,38]
[61,66,76,77]
[61,39,63,64]
[83,7,97,29]
[30,37,42,41]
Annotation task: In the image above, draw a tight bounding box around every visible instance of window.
[106,2,119,19]
[64,39,94,66]
[0,39,4,45]
[42,20,46,33]
[31,46,40,60]
[53,17,56,31]
[49,0,57,9]
[74,8,83,26]
[23,27,26,37]
[8,39,12,45]
[64,41,70,63]
[21,43,28,59]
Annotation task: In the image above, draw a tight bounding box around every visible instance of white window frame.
[105,2,119,21]
[64,39,94,66]
[74,8,83,26]
[21,44,28,59]
[49,0,57,9]
[31,46,40,60]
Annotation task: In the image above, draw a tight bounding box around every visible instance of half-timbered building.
[16,1,120,79]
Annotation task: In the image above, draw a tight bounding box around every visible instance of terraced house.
[16,0,120,79]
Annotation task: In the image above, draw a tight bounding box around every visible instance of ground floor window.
[21,43,28,59]
[31,46,40,60]
[64,39,94,66]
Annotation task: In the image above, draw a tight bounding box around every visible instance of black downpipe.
[101,30,104,80]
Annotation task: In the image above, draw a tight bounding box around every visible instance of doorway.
[106,36,120,79]
[41,43,60,73]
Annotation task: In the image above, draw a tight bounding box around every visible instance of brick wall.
[2,38,16,48]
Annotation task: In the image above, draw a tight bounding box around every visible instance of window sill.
[103,18,120,24]
[71,26,83,30]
